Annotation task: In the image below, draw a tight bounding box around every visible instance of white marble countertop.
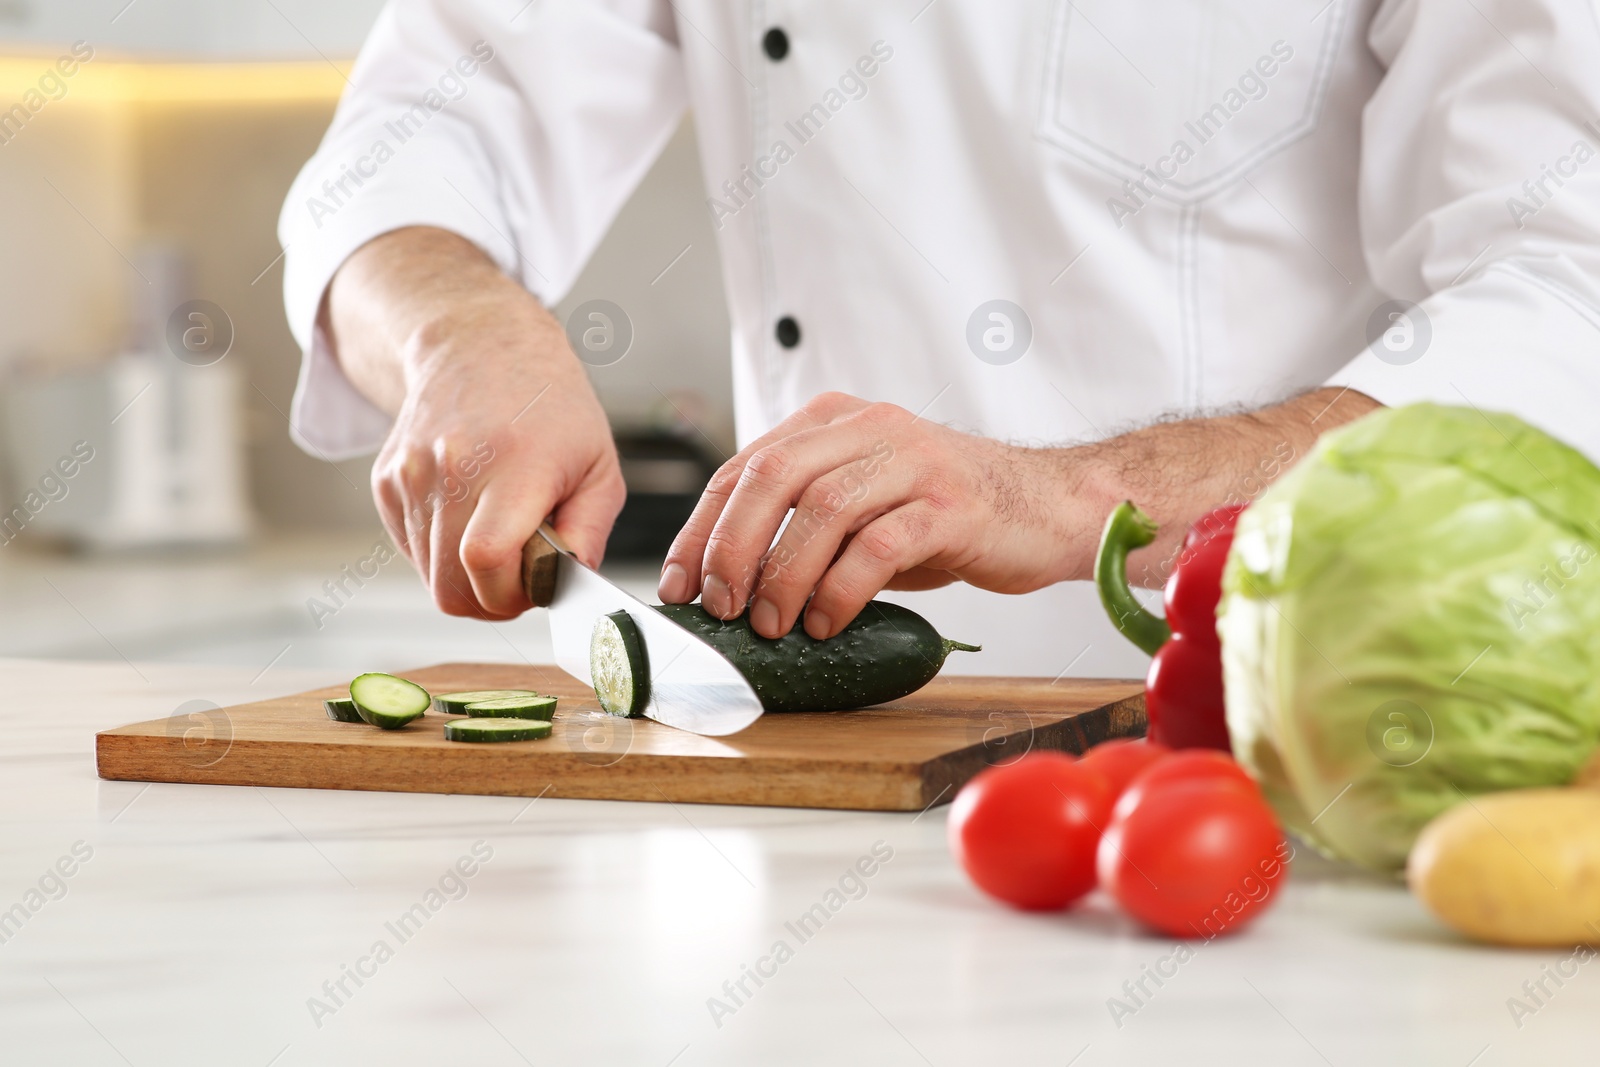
[1,658,1593,1066]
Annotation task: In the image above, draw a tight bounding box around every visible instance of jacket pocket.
[1035,0,1351,203]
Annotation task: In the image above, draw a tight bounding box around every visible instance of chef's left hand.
[657,392,1089,640]
[657,386,1381,640]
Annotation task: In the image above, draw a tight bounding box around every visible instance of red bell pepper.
[1093,501,1245,751]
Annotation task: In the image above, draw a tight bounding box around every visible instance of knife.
[521,525,764,736]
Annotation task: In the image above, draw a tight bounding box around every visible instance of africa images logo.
[1105,40,1295,228]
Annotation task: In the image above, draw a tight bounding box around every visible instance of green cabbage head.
[1219,403,1600,872]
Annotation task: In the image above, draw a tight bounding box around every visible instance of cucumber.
[654,601,979,713]
[349,673,430,729]
[464,695,558,720]
[444,717,553,743]
[323,697,363,723]
[433,689,540,715]
[591,610,650,717]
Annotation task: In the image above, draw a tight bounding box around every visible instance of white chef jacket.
[279,0,1600,679]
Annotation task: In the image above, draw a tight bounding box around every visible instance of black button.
[775,316,801,348]
[762,27,789,61]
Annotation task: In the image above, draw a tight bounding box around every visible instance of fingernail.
[703,574,736,619]
[658,562,689,603]
[805,609,832,640]
[750,597,780,638]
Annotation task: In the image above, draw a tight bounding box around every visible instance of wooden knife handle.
[521,529,561,608]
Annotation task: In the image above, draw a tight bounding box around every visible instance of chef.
[279,0,1600,677]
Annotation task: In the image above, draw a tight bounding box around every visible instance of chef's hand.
[658,387,1380,640]
[657,392,1095,640]
[326,227,623,619]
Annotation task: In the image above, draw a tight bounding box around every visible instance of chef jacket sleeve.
[1326,0,1600,458]
[277,0,686,459]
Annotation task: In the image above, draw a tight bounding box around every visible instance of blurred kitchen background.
[0,1,732,675]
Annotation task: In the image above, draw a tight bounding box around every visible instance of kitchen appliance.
[606,430,717,559]
[0,355,252,549]
[0,242,251,550]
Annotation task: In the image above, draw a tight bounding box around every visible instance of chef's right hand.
[328,228,624,620]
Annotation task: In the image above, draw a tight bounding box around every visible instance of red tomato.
[1112,749,1257,822]
[1098,779,1289,938]
[948,753,1113,911]
[1079,739,1172,800]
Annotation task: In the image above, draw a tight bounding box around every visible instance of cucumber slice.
[349,673,430,730]
[591,610,650,717]
[324,697,363,723]
[433,689,541,715]
[444,717,553,743]
[464,695,558,720]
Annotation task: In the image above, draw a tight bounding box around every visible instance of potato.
[1408,788,1600,947]
[1573,750,1600,789]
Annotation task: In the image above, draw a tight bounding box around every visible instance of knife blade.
[522,525,764,737]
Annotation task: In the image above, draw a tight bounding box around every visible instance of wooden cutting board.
[95,663,1145,811]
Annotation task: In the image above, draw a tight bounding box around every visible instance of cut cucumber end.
[323,697,363,723]
[444,717,553,743]
[464,695,558,720]
[349,672,431,730]
[433,689,540,715]
[591,610,649,717]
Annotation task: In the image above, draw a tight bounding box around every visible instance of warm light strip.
[0,57,352,104]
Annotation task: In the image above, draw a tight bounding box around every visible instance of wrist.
[1019,440,1124,584]
[400,293,570,388]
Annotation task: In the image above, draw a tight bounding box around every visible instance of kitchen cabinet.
[0,0,387,59]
